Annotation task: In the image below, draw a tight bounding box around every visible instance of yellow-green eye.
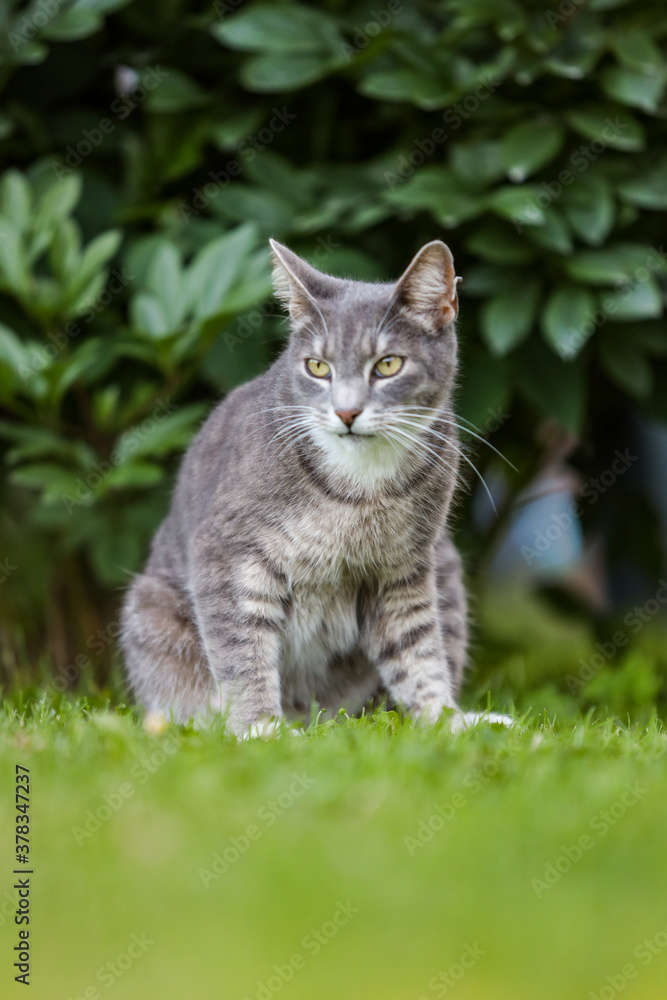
[305,359,331,378]
[374,355,404,378]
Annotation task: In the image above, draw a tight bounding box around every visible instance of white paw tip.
[143,711,169,736]
[239,720,283,741]
[449,710,515,733]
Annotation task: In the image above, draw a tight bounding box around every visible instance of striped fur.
[121,240,470,732]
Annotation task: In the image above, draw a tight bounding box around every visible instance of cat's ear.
[394,240,460,332]
[269,239,337,320]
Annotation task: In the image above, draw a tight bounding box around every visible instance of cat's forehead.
[307,280,401,354]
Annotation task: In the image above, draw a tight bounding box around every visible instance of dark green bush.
[0,0,666,686]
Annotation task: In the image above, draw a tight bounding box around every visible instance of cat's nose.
[335,408,362,429]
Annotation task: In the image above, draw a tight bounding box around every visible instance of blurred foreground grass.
[1,698,667,1000]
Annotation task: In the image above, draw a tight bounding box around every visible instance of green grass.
[2,697,667,1000]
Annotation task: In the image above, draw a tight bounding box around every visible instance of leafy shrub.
[0,0,666,685]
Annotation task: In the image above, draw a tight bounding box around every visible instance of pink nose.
[335,408,362,429]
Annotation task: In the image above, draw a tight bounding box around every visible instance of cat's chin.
[310,426,407,488]
[335,432,376,443]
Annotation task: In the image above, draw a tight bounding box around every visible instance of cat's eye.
[305,359,331,378]
[374,355,404,378]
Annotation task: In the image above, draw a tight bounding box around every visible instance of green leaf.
[96,461,164,494]
[617,165,667,210]
[65,229,122,300]
[488,186,546,227]
[542,285,597,359]
[145,70,209,113]
[9,463,82,502]
[600,67,666,113]
[145,244,185,328]
[50,218,82,278]
[609,30,664,76]
[240,53,341,92]
[358,71,455,109]
[500,119,564,182]
[525,209,572,255]
[211,186,296,231]
[465,223,534,264]
[561,176,615,245]
[0,217,31,293]
[0,322,28,376]
[34,174,82,231]
[599,338,653,397]
[564,244,665,285]
[130,292,171,339]
[600,279,663,321]
[213,4,341,54]
[43,7,103,41]
[480,279,541,356]
[386,168,483,227]
[0,171,31,232]
[187,224,257,319]
[66,271,107,319]
[113,402,207,463]
[451,141,504,188]
[53,337,118,399]
[564,104,644,151]
[0,425,94,468]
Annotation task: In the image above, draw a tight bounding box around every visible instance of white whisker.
[387,416,498,516]
[385,405,516,471]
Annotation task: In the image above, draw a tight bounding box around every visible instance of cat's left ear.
[394,240,460,332]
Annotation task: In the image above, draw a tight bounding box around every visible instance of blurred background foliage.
[0,0,666,716]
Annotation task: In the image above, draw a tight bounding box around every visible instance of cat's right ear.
[269,239,335,320]
[394,240,460,333]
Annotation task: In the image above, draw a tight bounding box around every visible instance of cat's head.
[270,238,461,485]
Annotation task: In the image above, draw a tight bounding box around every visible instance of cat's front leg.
[190,540,288,734]
[365,567,457,723]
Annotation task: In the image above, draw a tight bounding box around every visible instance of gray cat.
[122,239,508,734]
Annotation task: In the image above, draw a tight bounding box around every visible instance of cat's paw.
[143,710,170,736]
[237,717,286,740]
[448,710,515,733]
